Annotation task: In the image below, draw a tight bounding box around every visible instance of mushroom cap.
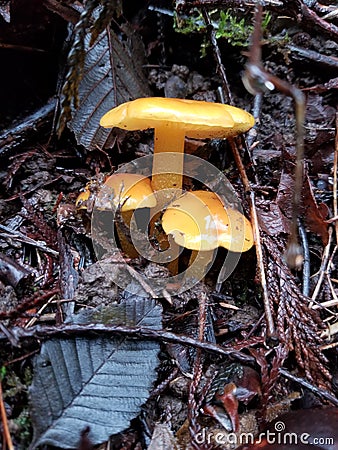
[100,97,255,139]
[161,190,254,252]
[76,186,92,210]
[102,173,156,212]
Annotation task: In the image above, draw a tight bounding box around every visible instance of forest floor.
[0,0,338,449]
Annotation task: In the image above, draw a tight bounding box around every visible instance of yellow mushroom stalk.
[105,173,156,258]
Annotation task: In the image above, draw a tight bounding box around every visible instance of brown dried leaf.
[305,94,336,125]
[302,174,329,245]
[276,171,329,244]
[69,26,152,151]
[256,199,290,236]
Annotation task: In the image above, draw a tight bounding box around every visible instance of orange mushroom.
[102,173,156,212]
[161,190,253,280]
[100,98,255,199]
[77,173,156,258]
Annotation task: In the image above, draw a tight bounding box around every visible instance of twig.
[228,137,276,338]
[243,4,306,270]
[0,288,60,320]
[279,368,338,406]
[177,0,283,10]
[0,380,14,450]
[24,294,58,328]
[201,9,270,332]
[206,8,273,328]
[324,273,338,309]
[320,341,338,351]
[0,224,58,257]
[333,113,338,243]
[0,98,55,158]
[287,44,338,71]
[250,191,276,338]
[188,291,208,424]
[57,229,78,317]
[247,93,262,149]
[201,8,233,104]
[312,244,338,310]
[298,221,310,296]
[0,43,46,53]
[301,3,338,40]
[310,227,333,307]
[125,264,157,298]
[0,323,257,363]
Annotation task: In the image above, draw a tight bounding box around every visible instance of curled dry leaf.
[276,171,329,245]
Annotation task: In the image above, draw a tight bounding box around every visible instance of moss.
[175,9,271,56]
[12,409,32,450]
[1,365,33,449]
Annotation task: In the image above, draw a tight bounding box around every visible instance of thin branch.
[279,368,338,406]
[301,3,338,40]
[0,380,14,450]
[243,4,306,270]
[0,323,257,364]
[299,221,310,296]
[228,137,276,338]
[333,113,338,243]
[0,224,58,257]
[0,99,55,158]
[201,8,233,104]
[310,227,333,307]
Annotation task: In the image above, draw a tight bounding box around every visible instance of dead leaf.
[0,0,10,23]
[276,171,329,244]
[302,174,329,245]
[29,291,162,449]
[256,199,290,236]
[69,23,152,151]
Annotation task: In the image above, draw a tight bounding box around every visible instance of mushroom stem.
[151,127,185,196]
[116,224,139,259]
[116,210,139,259]
[151,127,185,274]
[186,250,215,281]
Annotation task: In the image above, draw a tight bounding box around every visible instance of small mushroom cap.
[76,187,92,210]
[102,173,156,212]
[100,97,255,139]
[161,190,254,252]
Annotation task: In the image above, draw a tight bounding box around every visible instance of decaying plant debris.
[0,0,338,449]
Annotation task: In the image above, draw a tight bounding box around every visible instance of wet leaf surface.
[29,291,162,449]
